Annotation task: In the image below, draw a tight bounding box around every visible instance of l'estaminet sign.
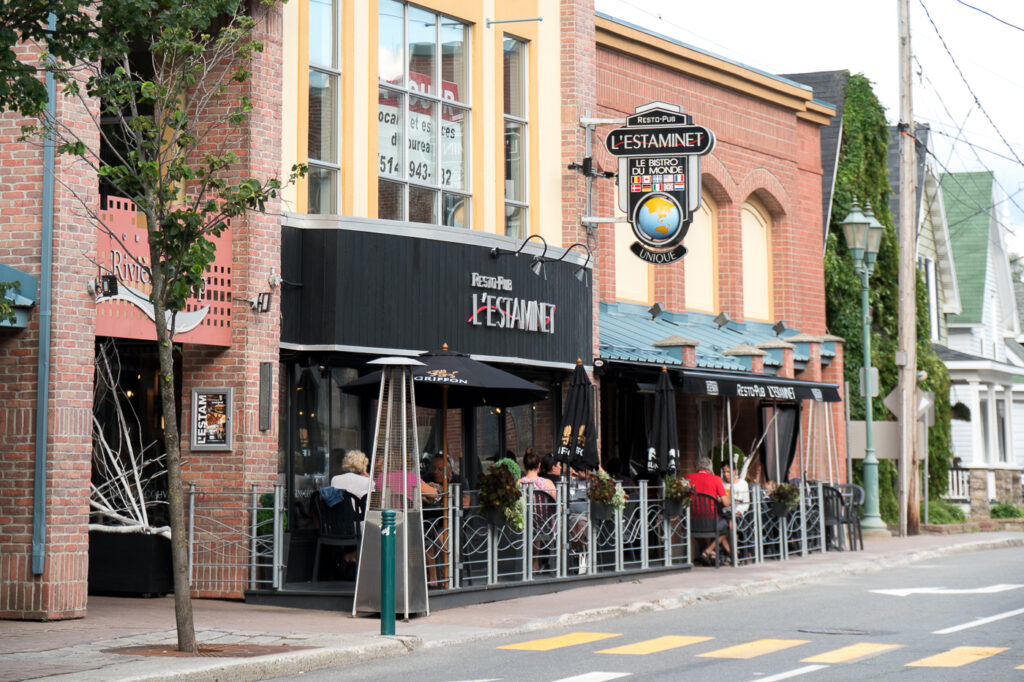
[607,102,715,265]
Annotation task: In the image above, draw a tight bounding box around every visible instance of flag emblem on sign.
[631,183,641,192]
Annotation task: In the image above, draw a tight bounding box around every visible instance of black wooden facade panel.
[282,226,591,365]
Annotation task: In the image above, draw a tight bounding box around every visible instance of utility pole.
[898,0,920,536]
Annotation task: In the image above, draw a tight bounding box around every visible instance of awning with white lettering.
[596,359,841,403]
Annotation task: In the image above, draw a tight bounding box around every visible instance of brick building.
[0,0,845,620]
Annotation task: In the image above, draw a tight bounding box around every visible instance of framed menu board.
[191,388,233,451]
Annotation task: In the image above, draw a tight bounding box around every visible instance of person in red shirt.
[686,455,731,564]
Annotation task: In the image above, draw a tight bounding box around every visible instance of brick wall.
[0,46,98,619]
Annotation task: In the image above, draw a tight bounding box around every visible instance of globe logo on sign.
[632,192,683,247]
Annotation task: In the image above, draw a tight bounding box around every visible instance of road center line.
[933,606,1024,634]
[747,664,828,682]
[549,673,631,682]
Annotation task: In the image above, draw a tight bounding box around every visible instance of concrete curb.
[43,535,1024,681]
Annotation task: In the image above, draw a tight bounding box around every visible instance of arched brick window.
[684,193,718,313]
[741,197,773,321]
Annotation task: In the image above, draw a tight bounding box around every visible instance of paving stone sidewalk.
[0,531,1020,682]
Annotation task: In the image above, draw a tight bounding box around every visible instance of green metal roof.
[942,171,994,324]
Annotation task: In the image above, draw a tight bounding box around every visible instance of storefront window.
[377,1,470,226]
[505,403,536,459]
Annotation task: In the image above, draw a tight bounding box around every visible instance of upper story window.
[684,193,717,313]
[741,198,773,321]
[503,36,527,239]
[378,0,470,226]
[308,0,340,214]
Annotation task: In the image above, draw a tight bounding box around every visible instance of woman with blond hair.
[330,450,371,499]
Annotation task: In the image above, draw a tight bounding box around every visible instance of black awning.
[596,359,841,403]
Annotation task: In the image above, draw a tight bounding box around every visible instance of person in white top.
[721,462,750,516]
[330,450,371,499]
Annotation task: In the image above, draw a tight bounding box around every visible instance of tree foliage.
[825,73,953,523]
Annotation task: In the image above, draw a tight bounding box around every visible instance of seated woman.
[518,450,556,496]
[330,450,371,500]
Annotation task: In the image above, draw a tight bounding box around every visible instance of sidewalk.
[2,531,1021,682]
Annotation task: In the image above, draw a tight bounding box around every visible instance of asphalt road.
[281,546,1024,681]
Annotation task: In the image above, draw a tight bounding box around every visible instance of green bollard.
[380,509,396,636]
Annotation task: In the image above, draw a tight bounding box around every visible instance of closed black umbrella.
[342,345,547,408]
[646,366,679,475]
[556,361,599,471]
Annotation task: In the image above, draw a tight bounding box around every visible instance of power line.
[919,0,1024,171]
[954,0,1024,32]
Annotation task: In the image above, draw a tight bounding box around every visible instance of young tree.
[2,0,300,652]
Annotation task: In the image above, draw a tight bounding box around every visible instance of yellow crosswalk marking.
[906,646,1008,668]
[802,642,903,663]
[499,632,621,651]
[697,638,809,659]
[597,635,712,655]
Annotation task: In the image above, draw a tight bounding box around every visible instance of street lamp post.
[842,199,887,531]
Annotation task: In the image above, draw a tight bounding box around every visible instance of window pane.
[308,165,337,214]
[378,0,404,85]
[440,104,466,190]
[407,6,436,96]
[409,185,437,224]
[378,179,404,220]
[503,38,524,117]
[504,120,524,201]
[443,193,467,228]
[504,204,524,239]
[378,87,403,179]
[308,70,336,163]
[408,96,436,185]
[441,19,467,103]
[309,0,335,68]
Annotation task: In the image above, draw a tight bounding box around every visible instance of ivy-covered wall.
[824,74,953,524]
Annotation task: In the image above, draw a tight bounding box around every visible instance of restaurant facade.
[0,0,847,620]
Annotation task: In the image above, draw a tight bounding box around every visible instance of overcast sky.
[595,0,1024,251]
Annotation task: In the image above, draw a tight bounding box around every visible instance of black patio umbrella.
[645,366,679,476]
[556,360,600,471]
[341,344,547,409]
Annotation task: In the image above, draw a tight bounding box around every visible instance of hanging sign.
[607,102,715,265]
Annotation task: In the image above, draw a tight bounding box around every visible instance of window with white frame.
[503,36,527,239]
[377,0,470,226]
[307,0,339,214]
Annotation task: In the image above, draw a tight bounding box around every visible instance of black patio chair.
[690,492,729,568]
[821,485,845,551]
[312,490,364,582]
[836,483,865,550]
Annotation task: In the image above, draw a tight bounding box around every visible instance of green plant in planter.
[257,492,287,535]
[586,470,625,511]
[708,443,745,477]
[478,458,524,530]
[663,474,694,505]
[990,502,1024,519]
[771,483,801,510]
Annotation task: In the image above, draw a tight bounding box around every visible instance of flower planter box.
[590,502,612,522]
[483,506,507,528]
[88,531,173,597]
[664,499,686,517]
[770,501,790,519]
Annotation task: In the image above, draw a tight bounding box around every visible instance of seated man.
[686,455,731,564]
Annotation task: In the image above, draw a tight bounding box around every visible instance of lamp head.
[862,202,885,272]
[841,197,870,268]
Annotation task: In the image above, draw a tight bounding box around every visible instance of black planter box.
[88,531,174,597]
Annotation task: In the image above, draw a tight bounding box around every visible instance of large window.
[308,0,340,214]
[503,36,527,239]
[378,0,470,226]
[684,194,717,313]
[741,198,773,321]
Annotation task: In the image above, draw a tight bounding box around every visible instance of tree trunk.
[148,218,197,653]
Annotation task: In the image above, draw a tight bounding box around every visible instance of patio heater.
[353,357,430,618]
[841,199,887,532]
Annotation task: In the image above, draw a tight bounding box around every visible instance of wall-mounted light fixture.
[714,311,732,328]
[772,320,789,336]
[491,233,549,279]
[648,302,665,320]
[249,292,272,313]
[550,242,592,283]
